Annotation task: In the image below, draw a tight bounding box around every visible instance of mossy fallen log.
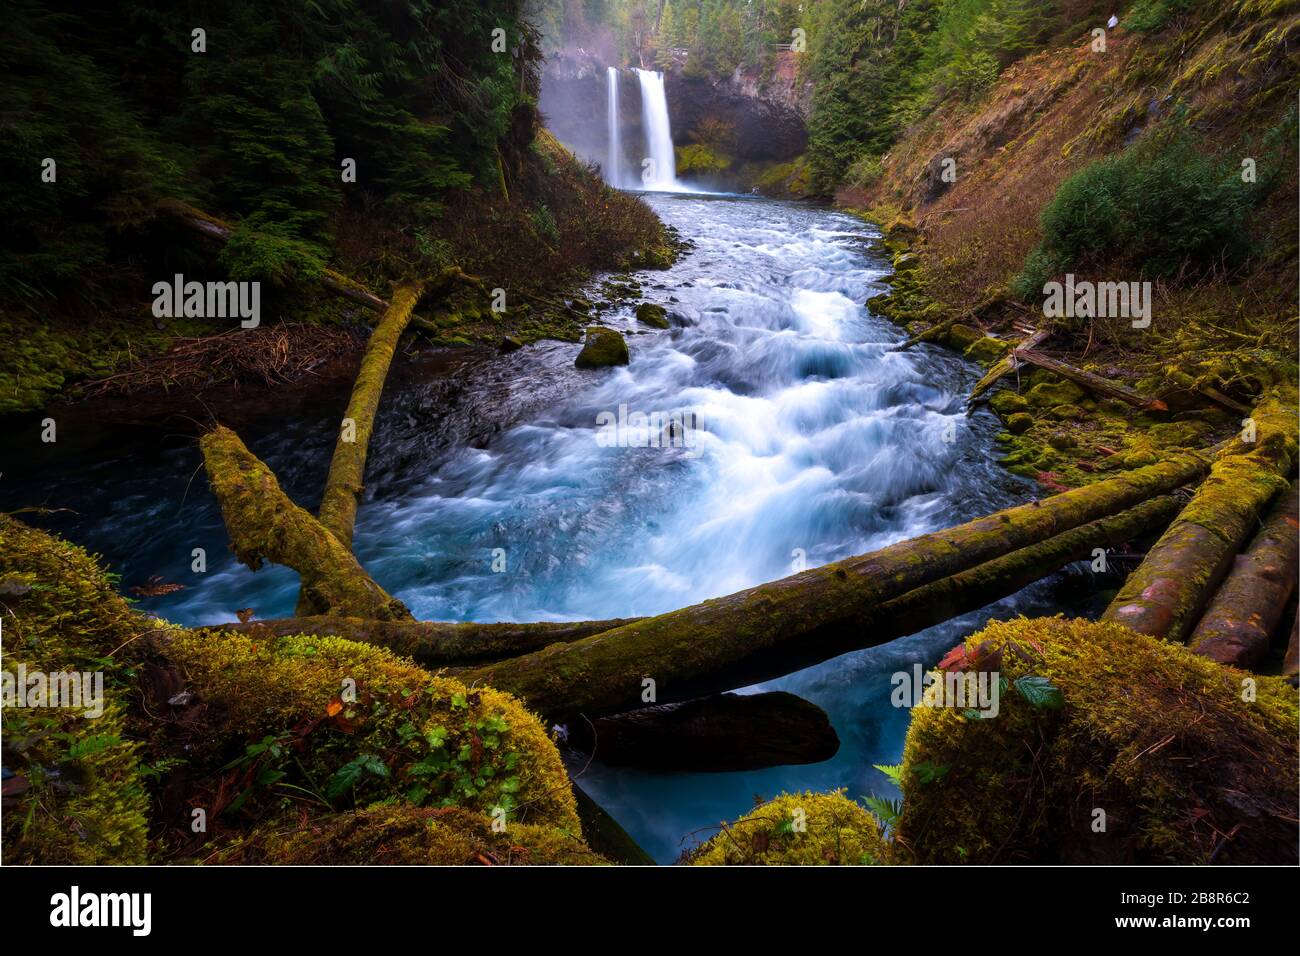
[564,691,840,772]
[315,281,424,555]
[216,614,644,666]
[1011,348,1168,412]
[895,617,1298,864]
[1102,394,1297,643]
[200,425,413,621]
[467,478,1189,720]
[1188,481,1299,668]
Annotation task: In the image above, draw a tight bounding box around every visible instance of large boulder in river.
[575,326,629,368]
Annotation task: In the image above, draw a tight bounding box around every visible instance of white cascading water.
[634,68,679,190]
[605,66,622,188]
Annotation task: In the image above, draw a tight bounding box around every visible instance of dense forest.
[1,0,1298,894]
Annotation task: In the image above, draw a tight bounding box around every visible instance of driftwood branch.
[1011,349,1169,412]
[965,329,1051,412]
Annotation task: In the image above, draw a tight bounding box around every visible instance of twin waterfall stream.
[606,66,681,191]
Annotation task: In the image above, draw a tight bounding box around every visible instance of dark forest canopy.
[0,0,538,297]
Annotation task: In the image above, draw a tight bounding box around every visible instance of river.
[2,191,1093,863]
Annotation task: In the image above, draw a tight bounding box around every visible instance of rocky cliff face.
[664,51,811,164]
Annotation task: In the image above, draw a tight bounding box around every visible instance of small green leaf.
[1014,675,1064,709]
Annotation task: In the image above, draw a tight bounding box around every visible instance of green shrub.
[1012,128,1256,296]
[1125,0,1204,33]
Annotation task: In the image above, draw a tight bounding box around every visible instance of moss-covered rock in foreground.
[896,617,1298,864]
[214,805,606,865]
[0,515,586,864]
[0,515,149,864]
[151,626,580,836]
[575,325,630,368]
[687,791,888,865]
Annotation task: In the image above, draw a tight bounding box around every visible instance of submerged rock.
[575,326,629,368]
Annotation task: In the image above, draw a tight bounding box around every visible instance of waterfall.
[605,67,622,188]
[634,68,679,191]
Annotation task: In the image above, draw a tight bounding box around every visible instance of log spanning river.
[3,191,1094,862]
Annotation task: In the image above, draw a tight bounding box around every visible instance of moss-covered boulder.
[215,806,606,865]
[0,516,148,864]
[152,625,580,833]
[942,323,983,352]
[989,388,1029,416]
[963,335,1010,366]
[575,326,629,368]
[1005,412,1034,434]
[634,302,670,329]
[0,516,587,865]
[1025,378,1087,408]
[687,791,889,865]
[896,617,1298,864]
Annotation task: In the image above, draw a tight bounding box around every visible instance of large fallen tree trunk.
[315,281,425,554]
[563,691,839,772]
[1011,349,1169,412]
[466,487,1184,720]
[201,426,413,621]
[1188,481,1299,668]
[965,329,1051,412]
[215,614,644,666]
[158,199,390,313]
[1102,395,1298,642]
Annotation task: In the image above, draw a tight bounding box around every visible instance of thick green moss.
[156,625,580,832]
[214,805,606,865]
[0,516,148,864]
[963,336,1010,366]
[574,326,629,368]
[635,302,669,329]
[687,791,889,866]
[1025,379,1087,408]
[896,617,1298,864]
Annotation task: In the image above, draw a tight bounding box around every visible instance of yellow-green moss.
[213,805,606,866]
[896,617,1298,864]
[0,515,149,864]
[687,791,889,866]
[156,625,579,832]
